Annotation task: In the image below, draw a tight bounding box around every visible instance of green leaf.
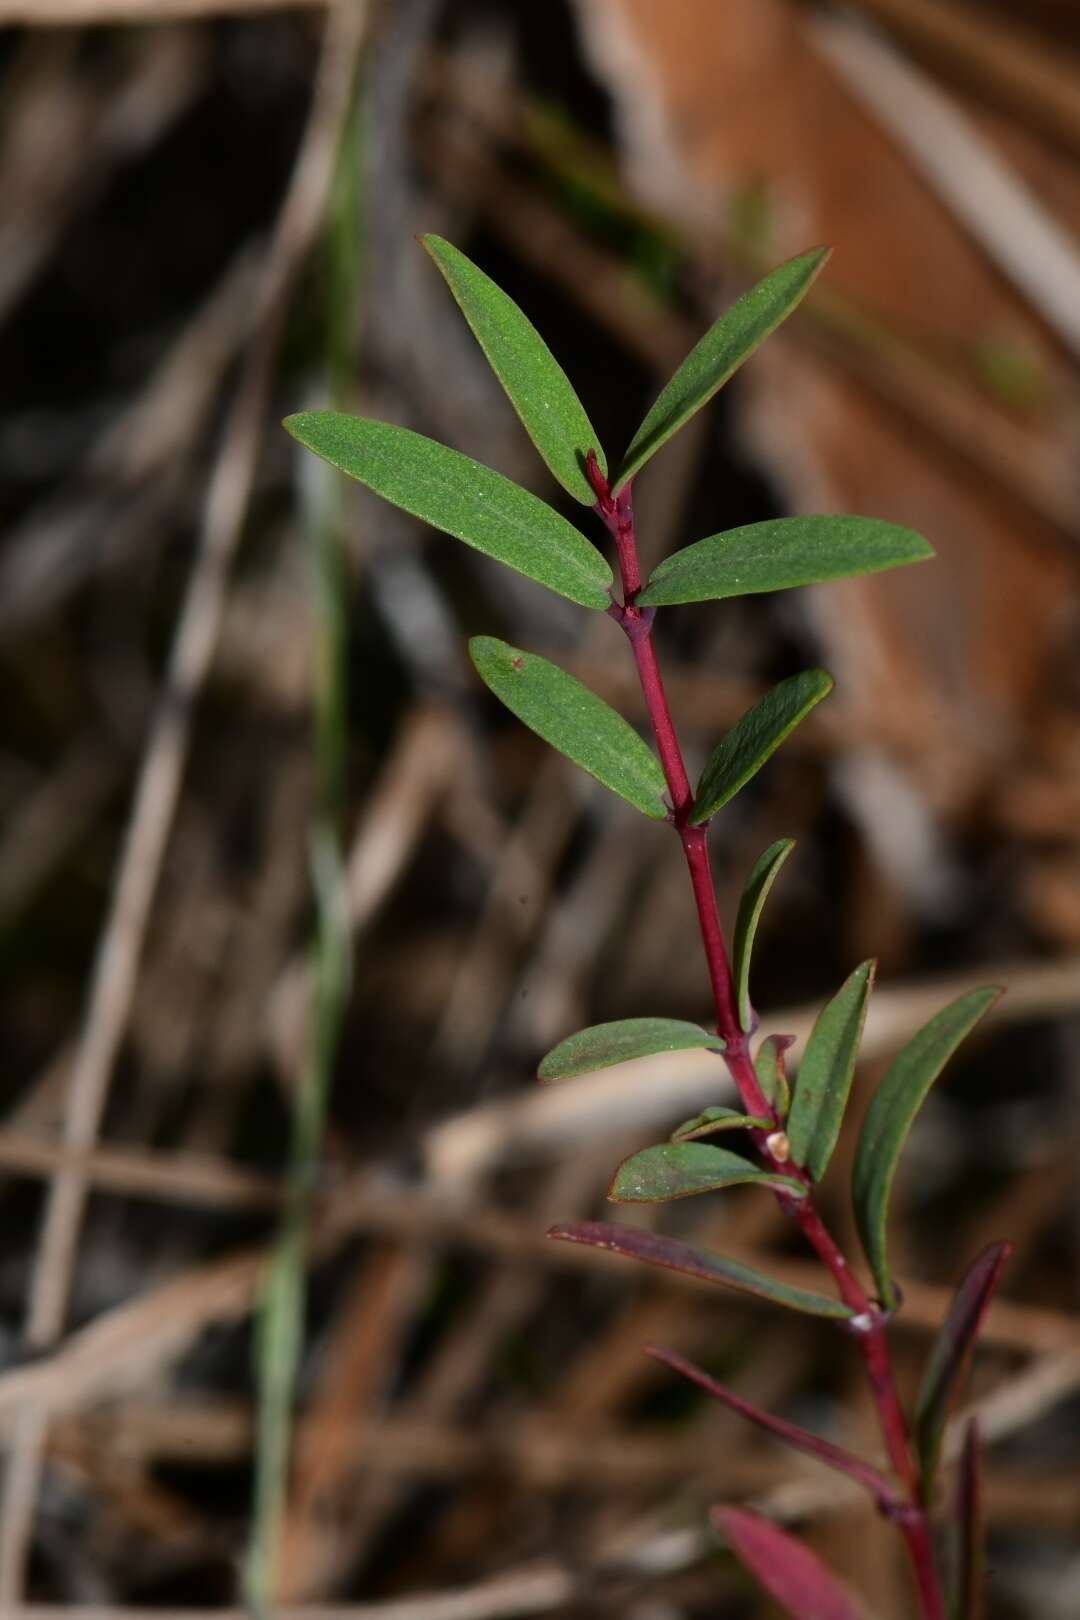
[853,988,1002,1309]
[755,1034,794,1118]
[609,1141,804,1203]
[637,515,933,608]
[539,1017,724,1083]
[671,1106,770,1141]
[613,248,829,492]
[787,961,876,1182]
[733,839,795,1031]
[422,235,605,506]
[283,413,612,610]
[549,1221,854,1319]
[690,672,832,825]
[469,638,668,819]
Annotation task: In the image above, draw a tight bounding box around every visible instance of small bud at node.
[765,1130,790,1163]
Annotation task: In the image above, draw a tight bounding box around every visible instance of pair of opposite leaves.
[540,979,1000,1315]
[285,234,996,1312]
[286,236,930,826]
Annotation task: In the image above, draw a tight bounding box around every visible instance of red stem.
[590,455,944,1620]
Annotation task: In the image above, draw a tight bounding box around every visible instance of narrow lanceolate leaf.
[469,638,667,819]
[852,988,1002,1310]
[733,839,795,1032]
[690,672,832,825]
[712,1507,868,1620]
[671,1105,769,1141]
[755,1033,795,1118]
[538,1017,723,1082]
[613,248,829,492]
[649,1348,896,1511]
[787,961,876,1182]
[422,235,605,505]
[637,515,933,608]
[609,1141,804,1203]
[283,413,612,610]
[952,1421,984,1620]
[916,1243,1011,1498]
[547,1221,854,1319]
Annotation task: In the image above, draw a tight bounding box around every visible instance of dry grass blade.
[269,704,463,1081]
[845,0,1080,155]
[0,1173,1072,1447]
[5,1573,577,1620]
[0,0,327,19]
[811,12,1080,359]
[0,244,262,635]
[424,954,1080,1182]
[0,2,368,1598]
[0,31,203,321]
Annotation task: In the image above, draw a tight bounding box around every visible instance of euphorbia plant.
[286,236,1009,1619]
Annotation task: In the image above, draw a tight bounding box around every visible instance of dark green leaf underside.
[548,1221,853,1318]
[422,235,605,505]
[469,638,668,819]
[915,1243,1010,1495]
[609,1141,804,1203]
[692,671,832,825]
[613,248,829,492]
[787,961,875,1182]
[638,515,933,607]
[539,1017,723,1082]
[671,1106,770,1141]
[952,1423,984,1620]
[283,413,612,610]
[733,840,796,1032]
[853,987,1002,1309]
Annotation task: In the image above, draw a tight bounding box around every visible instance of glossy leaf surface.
[538,1017,723,1083]
[916,1243,1010,1497]
[712,1507,867,1620]
[422,235,605,505]
[609,1141,804,1203]
[284,413,612,610]
[853,988,1002,1308]
[755,1033,794,1118]
[733,839,795,1031]
[469,638,667,819]
[638,515,933,608]
[547,1221,853,1318]
[650,1348,895,1509]
[671,1105,769,1141]
[787,961,875,1181]
[690,672,832,825]
[613,248,829,492]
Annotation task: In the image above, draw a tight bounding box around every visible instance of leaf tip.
[418,232,453,270]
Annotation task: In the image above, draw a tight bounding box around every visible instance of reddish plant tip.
[584,448,612,507]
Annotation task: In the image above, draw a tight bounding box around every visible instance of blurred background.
[1,0,1079,1613]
